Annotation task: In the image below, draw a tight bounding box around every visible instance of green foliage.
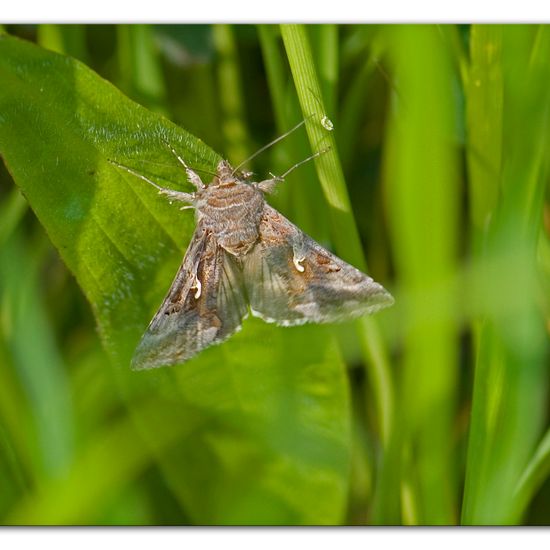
[0,24,549,525]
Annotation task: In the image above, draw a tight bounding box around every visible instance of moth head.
[216,160,237,186]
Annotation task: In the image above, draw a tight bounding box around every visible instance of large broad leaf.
[0,33,351,524]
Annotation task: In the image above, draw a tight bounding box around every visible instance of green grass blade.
[280,24,396,522]
[116,25,168,114]
[309,25,338,118]
[280,24,365,269]
[257,25,329,241]
[257,25,289,132]
[384,24,460,524]
[0,229,74,481]
[465,25,503,236]
[338,43,378,170]
[212,25,250,163]
[514,427,550,521]
[0,188,27,246]
[36,24,89,62]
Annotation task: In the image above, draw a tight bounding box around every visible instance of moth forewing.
[126,154,393,370]
[131,223,248,370]
[243,205,394,327]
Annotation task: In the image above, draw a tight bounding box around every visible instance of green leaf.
[515,427,550,520]
[384,24,460,525]
[465,25,503,234]
[0,33,351,525]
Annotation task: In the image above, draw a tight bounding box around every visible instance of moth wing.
[243,205,394,326]
[132,224,248,370]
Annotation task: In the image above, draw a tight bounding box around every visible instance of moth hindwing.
[121,156,394,370]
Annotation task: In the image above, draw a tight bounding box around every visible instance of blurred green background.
[0,24,549,525]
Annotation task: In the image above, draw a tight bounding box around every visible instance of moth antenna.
[108,158,166,192]
[278,147,331,180]
[256,147,331,193]
[108,158,195,204]
[161,139,189,170]
[160,140,217,179]
[232,115,315,175]
[160,139,206,190]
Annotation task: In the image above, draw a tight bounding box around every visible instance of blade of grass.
[338,46,378,170]
[309,25,338,118]
[514,427,550,521]
[117,25,168,115]
[0,188,27,246]
[465,25,503,237]
[36,24,89,63]
[257,25,329,242]
[384,24,460,524]
[281,24,364,268]
[280,23,395,431]
[212,24,250,163]
[257,26,289,133]
[0,228,74,481]
[280,23,396,522]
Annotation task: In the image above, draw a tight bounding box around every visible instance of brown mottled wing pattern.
[243,205,394,326]
[131,223,247,370]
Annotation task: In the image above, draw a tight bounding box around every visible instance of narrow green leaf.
[280,24,396,522]
[0,228,74,481]
[116,24,168,114]
[309,25,338,118]
[37,24,89,62]
[466,25,503,234]
[257,24,329,241]
[212,24,250,162]
[280,24,365,269]
[384,24,460,524]
[515,427,550,520]
[0,188,27,246]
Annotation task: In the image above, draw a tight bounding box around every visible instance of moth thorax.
[200,182,265,257]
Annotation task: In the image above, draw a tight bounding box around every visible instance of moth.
[112,138,394,370]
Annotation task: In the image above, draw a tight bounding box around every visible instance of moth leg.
[109,159,196,204]
[185,169,205,190]
[256,174,283,194]
[158,188,196,204]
